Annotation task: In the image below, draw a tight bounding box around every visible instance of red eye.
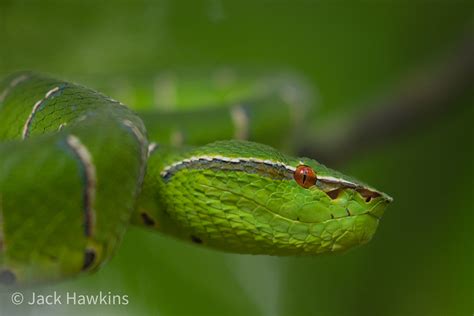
[294,165,317,188]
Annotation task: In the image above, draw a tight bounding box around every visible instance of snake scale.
[0,72,392,286]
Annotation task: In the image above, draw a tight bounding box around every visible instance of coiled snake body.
[0,72,392,286]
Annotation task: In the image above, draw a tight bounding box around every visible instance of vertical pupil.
[294,165,316,188]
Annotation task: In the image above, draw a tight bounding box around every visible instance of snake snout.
[368,196,392,220]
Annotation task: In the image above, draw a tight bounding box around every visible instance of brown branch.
[298,31,474,166]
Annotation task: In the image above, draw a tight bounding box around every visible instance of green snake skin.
[0,72,392,286]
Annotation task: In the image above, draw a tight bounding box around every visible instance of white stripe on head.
[316,175,357,187]
[160,155,361,188]
[160,155,296,178]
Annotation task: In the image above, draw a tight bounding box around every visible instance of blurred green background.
[0,1,473,315]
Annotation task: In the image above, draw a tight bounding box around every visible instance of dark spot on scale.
[191,235,203,244]
[82,249,96,271]
[0,269,16,285]
[346,209,352,216]
[141,212,155,226]
[330,214,335,219]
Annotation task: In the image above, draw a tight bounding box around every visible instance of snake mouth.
[317,185,392,222]
[367,212,381,220]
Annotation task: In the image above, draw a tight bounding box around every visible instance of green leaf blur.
[0,1,472,315]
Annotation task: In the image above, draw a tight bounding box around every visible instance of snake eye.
[294,165,317,188]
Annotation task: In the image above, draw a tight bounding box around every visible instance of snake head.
[283,156,393,254]
[150,140,392,255]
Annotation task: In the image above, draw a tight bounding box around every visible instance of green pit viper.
[0,71,392,286]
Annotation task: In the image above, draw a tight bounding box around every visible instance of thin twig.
[299,31,474,166]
